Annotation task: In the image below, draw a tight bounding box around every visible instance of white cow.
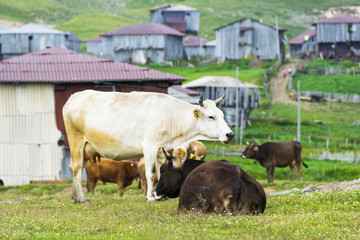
[63,90,234,203]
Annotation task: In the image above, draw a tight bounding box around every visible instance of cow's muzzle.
[221,132,234,144]
[240,154,247,159]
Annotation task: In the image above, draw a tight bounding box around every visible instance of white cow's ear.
[253,146,259,151]
[193,109,203,120]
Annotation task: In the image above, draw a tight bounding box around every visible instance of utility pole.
[235,67,239,144]
[297,81,301,142]
[275,16,281,62]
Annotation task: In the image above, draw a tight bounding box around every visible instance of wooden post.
[315,137,318,149]
[337,141,339,151]
[346,138,348,148]
[326,138,329,149]
[308,136,311,147]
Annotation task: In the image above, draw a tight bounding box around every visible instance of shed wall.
[0,83,63,186]
[0,33,66,60]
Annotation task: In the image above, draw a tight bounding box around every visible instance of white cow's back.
[63,90,195,160]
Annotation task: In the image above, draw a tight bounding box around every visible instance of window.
[348,24,353,33]
[239,30,245,37]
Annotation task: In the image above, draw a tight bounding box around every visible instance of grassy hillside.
[1,0,360,41]
[56,13,140,40]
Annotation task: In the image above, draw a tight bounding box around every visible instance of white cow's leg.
[69,141,90,204]
[144,150,157,202]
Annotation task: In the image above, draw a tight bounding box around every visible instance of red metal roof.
[170,85,199,95]
[86,36,102,42]
[0,47,186,83]
[101,23,185,37]
[289,28,316,45]
[183,36,209,47]
[313,14,360,24]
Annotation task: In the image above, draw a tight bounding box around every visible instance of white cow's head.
[193,95,234,144]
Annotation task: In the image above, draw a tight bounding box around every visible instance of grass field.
[1,174,360,239]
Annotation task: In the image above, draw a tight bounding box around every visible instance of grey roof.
[168,86,199,104]
[65,32,85,43]
[1,23,64,35]
[164,5,198,12]
[205,40,216,47]
[215,18,286,32]
[182,76,262,88]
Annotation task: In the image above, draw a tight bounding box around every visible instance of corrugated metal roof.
[164,5,198,12]
[182,76,262,88]
[0,47,186,83]
[101,23,185,37]
[313,14,360,24]
[66,32,85,43]
[183,36,209,47]
[168,86,199,104]
[149,4,171,11]
[289,28,316,45]
[170,85,199,95]
[1,23,64,34]
[86,36,102,42]
[215,18,286,31]
[205,40,216,47]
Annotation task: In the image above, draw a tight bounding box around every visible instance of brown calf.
[85,158,138,196]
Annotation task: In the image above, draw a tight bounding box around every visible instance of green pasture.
[1,163,360,240]
[293,73,360,95]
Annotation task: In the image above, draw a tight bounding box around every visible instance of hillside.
[1,0,360,41]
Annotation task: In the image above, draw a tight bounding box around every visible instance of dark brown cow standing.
[178,160,266,215]
[85,158,138,196]
[241,141,308,183]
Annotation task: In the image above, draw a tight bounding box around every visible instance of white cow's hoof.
[147,196,156,202]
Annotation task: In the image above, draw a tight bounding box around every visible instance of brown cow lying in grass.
[178,160,266,215]
[241,141,308,183]
[85,158,138,196]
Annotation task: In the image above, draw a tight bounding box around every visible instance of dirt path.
[270,59,306,103]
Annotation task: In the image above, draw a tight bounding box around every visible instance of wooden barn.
[101,23,185,64]
[215,18,286,61]
[313,14,360,59]
[0,47,186,186]
[150,4,199,35]
[182,76,261,126]
[86,36,103,56]
[65,32,85,53]
[289,28,317,57]
[183,36,215,60]
[0,23,67,60]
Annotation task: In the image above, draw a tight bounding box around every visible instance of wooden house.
[0,23,67,60]
[101,23,185,64]
[150,4,199,35]
[313,14,360,58]
[182,76,261,126]
[215,18,286,61]
[0,47,186,186]
[289,28,317,57]
[183,36,213,59]
[0,25,7,60]
[86,36,103,56]
[65,32,85,53]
